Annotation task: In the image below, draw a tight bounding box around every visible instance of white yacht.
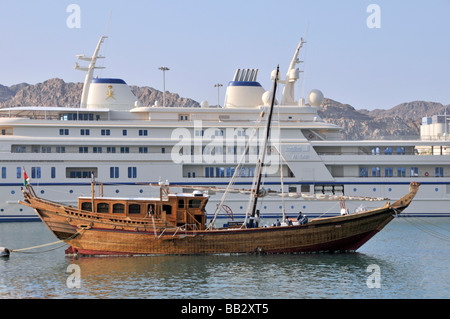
[1,36,449,222]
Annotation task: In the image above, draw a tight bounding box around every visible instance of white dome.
[307,89,324,107]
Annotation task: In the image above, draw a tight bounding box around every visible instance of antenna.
[300,22,310,102]
[76,36,108,108]
[104,10,112,35]
[280,37,306,105]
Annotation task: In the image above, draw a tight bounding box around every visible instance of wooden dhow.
[20,181,419,256]
[19,66,420,256]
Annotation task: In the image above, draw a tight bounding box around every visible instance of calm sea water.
[0,218,448,300]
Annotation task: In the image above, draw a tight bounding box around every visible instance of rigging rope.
[208,113,265,229]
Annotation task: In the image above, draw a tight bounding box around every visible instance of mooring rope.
[397,211,450,242]
[10,229,85,254]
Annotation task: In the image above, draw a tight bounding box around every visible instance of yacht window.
[128,167,137,178]
[110,167,119,178]
[435,167,444,177]
[56,146,65,153]
[31,167,41,179]
[288,186,297,193]
[301,185,310,193]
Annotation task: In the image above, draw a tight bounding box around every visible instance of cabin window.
[301,185,310,193]
[178,199,185,208]
[397,167,406,177]
[113,203,125,214]
[110,167,119,178]
[162,204,172,215]
[97,203,109,213]
[410,167,418,177]
[360,167,368,177]
[31,167,41,179]
[56,146,65,153]
[188,199,202,208]
[128,167,137,178]
[81,202,92,212]
[66,167,98,179]
[129,204,141,214]
[147,204,155,215]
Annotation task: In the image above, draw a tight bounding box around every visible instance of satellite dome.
[262,91,278,106]
[307,89,324,107]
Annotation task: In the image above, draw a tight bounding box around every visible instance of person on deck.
[297,211,308,225]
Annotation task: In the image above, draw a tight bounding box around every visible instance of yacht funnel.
[224,69,265,109]
[86,78,141,111]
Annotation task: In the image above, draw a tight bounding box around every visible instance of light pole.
[158,66,170,107]
[214,83,223,107]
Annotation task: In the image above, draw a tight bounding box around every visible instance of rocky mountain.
[0,78,199,108]
[0,78,447,140]
[0,82,29,102]
[319,98,449,140]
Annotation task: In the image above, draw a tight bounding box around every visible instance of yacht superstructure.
[1,36,449,221]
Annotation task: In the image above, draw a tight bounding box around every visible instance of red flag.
[23,167,29,186]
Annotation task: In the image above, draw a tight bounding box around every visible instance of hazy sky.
[0,0,449,110]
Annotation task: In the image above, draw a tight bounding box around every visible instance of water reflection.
[63,252,398,299]
[1,218,449,299]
